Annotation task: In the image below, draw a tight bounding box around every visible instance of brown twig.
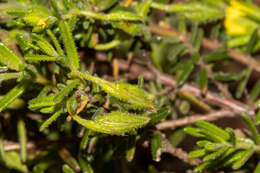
[3,140,36,151]
[162,139,201,166]
[156,110,235,130]
[96,53,255,117]
[148,25,260,73]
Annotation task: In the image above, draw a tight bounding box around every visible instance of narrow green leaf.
[188,149,206,158]
[72,111,150,135]
[0,138,5,162]
[32,34,58,57]
[203,145,228,161]
[16,33,38,52]
[5,151,28,173]
[72,71,155,109]
[254,161,260,173]
[177,60,194,86]
[24,55,60,62]
[17,119,27,162]
[50,0,61,18]
[193,28,203,53]
[148,108,169,125]
[111,22,149,36]
[236,67,252,99]
[151,131,162,162]
[196,121,230,141]
[62,164,76,173]
[0,80,29,112]
[240,113,260,144]
[202,50,229,62]
[204,143,221,151]
[91,0,117,11]
[214,72,244,81]
[0,72,23,84]
[0,42,25,71]
[69,10,143,22]
[78,154,94,173]
[28,95,56,111]
[169,128,186,147]
[38,85,51,97]
[246,28,259,54]
[80,130,91,151]
[59,21,79,71]
[250,80,260,101]
[54,79,79,103]
[136,0,152,20]
[33,159,56,173]
[46,29,64,56]
[184,126,205,138]
[254,110,260,125]
[40,109,63,132]
[94,40,120,50]
[198,68,208,90]
[226,128,236,146]
[232,147,254,170]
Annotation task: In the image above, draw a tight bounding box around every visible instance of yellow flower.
[224,1,246,35]
[37,18,47,28]
[224,0,260,36]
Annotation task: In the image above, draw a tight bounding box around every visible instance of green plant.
[1,0,260,172]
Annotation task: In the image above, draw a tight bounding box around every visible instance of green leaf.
[72,111,150,135]
[254,161,260,173]
[240,113,260,144]
[33,159,56,173]
[78,154,94,173]
[198,68,208,90]
[46,29,64,56]
[232,147,254,170]
[148,108,169,125]
[73,71,155,109]
[28,95,56,111]
[62,164,76,173]
[151,2,224,23]
[111,22,149,36]
[17,119,27,162]
[169,128,186,147]
[69,10,143,22]
[59,21,79,71]
[0,72,23,84]
[54,79,79,103]
[195,121,230,142]
[254,110,260,125]
[0,42,25,71]
[5,151,28,173]
[188,149,206,158]
[214,72,244,81]
[24,55,61,62]
[80,130,91,151]
[184,126,205,138]
[202,49,229,62]
[177,60,194,86]
[32,34,58,57]
[0,80,29,112]
[91,0,117,11]
[136,0,152,20]
[236,67,252,99]
[94,40,121,50]
[203,145,228,161]
[246,28,259,54]
[151,131,162,162]
[40,109,63,132]
[250,80,260,101]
